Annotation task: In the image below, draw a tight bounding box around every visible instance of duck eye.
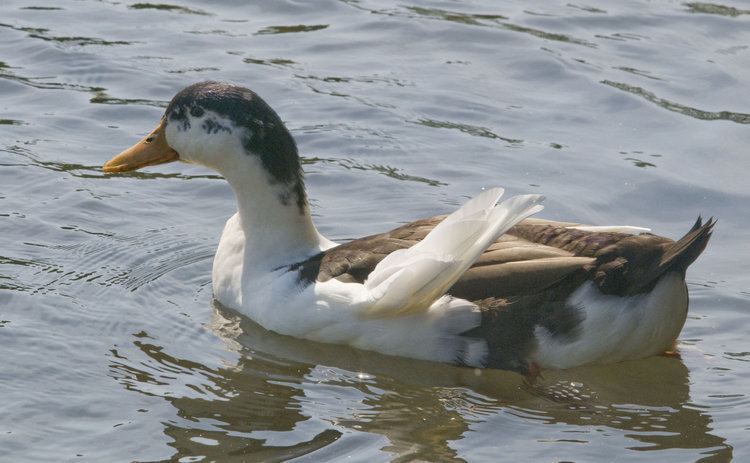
[190,106,205,117]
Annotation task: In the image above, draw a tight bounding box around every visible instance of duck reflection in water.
[106,301,732,462]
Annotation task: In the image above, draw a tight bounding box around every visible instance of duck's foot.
[661,350,682,359]
[523,361,544,385]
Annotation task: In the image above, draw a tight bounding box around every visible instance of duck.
[103,81,714,375]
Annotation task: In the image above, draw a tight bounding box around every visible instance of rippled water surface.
[2,0,749,461]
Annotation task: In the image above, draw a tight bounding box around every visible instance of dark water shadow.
[523,360,732,459]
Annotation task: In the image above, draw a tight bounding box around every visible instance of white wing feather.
[566,225,651,234]
[363,188,544,317]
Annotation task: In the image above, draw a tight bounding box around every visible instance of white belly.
[533,272,688,369]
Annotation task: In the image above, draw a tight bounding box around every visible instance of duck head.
[103,81,307,211]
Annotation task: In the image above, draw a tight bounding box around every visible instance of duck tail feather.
[590,216,714,296]
[659,216,715,276]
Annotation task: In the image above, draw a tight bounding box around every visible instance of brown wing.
[310,216,443,284]
[292,215,713,301]
[294,217,620,298]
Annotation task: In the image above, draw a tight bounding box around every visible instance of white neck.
[221,158,333,270]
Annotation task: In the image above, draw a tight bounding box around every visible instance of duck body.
[104,81,713,375]
[213,208,708,373]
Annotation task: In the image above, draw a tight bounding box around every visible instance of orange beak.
[103,118,179,173]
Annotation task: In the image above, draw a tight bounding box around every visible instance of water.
[1,0,749,461]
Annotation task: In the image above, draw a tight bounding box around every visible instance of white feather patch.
[567,225,651,234]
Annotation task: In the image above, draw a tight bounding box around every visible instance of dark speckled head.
[164,81,306,210]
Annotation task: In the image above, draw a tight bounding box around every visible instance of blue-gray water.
[1,1,749,461]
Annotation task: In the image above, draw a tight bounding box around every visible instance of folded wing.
[363,188,544,317]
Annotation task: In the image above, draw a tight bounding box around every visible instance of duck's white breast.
[212,213,245,307]
[212,213,488,366]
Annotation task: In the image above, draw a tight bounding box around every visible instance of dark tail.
[591,217,715,296]
[658,216,715,276]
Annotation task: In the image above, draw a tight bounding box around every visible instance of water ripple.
[255,24,329,35]
[0,22,132,46]
[302,156,446,187]
[602,80,750,124]
[242,56,297,68]
[128,3,211,16]
[685,2,750,17]
[415,118,524,145]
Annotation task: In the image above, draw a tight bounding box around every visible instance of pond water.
[1,0,749,461]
